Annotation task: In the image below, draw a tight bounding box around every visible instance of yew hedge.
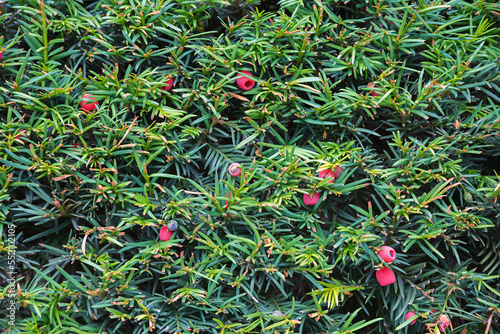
[1,0,500,333]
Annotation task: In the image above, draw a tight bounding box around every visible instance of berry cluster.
[376,246,420,327]
[150,72,255,241]
[303,166,344,206]
[79,72,256,113]
[159,220,179,242]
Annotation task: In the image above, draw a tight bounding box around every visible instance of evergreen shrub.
[1,0,500,333]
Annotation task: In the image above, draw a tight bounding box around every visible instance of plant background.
[1,0,500,333]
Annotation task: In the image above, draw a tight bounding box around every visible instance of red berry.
[303,192,320,206]
[236,71,255,91]
[438,314,450,332]
[318,169,335,183]
[228,163,241,177]
[159,226,173,241]
[367,82,380,97]
[405,312,417,325]
[376,266,395,286]
[14,130,30,144]
[378,246,396,263]
[161,76,174,91]
[333,166,344,178]
[0,52,3,61]
[225,191,232,209]
[81,94,98,112]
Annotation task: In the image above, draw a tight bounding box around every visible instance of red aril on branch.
[81,94,98,112]
[367,82,380,97]
[14,130,30,144]
[228,163,241,177]
[161,76,174,91]
[303,192,320,206]
[225,191,232,209]
[376,266,395,286]
[334,166,344,178]
[438,314,450,332]
[318,169,335,183]
[68,143,83,153]
[378,246,396,263]
[236,71,255,91]
[404,312,417,325]
[159,226,173,241]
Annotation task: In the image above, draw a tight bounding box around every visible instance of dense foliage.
[1,0,500,333]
